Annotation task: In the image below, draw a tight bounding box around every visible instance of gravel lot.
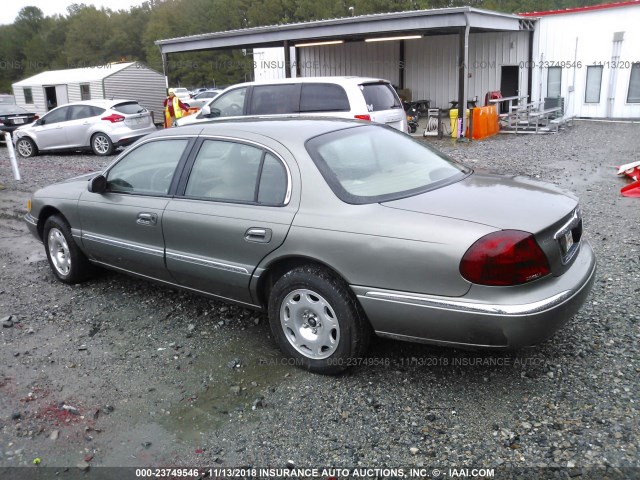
[0,121,639,478]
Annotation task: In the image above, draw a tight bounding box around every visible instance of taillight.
[460,230,550,286]
[101,114,125,123]
[354,114,371,121]
[33,115,39,120]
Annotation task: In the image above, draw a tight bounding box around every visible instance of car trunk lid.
[381,173,581,275]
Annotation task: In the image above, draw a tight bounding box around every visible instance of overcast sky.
[0,0,150,25]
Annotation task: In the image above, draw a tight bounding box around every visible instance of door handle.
[245,227,272,243]
[137,212,158,226]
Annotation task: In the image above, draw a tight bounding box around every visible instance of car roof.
[221,76,392,90]
[147,117,368,144]
[50,99,140,108]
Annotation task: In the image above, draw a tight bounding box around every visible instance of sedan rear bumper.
[353,240,596,349]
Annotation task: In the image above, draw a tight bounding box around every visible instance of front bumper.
[24,212,39,240]
[353,240,596,349]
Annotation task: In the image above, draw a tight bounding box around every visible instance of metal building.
[12,62,167,120]
[524,1,640,119]
[156,7,535,131]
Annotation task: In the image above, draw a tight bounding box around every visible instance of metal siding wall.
[11,85,47,116]
[531,6,640,118]
[67,84,82,103]
[298,42,400,84]
[103,65,166,121]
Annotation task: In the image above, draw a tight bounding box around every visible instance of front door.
[163,138,298,305]
[34,106,70,149]
[79,138,192,281]
[500,65,520,112]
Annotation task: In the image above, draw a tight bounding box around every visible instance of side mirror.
[36,118,45,126]
[200,105,211,117]
[88,174,107,194]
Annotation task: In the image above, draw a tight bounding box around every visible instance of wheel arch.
[255,255,355,310]
[37,206,66,240]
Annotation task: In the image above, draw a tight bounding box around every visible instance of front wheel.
[16,137,38,157]
[91,133,114,156]
[268,266,370,374]
[43,215,94,284]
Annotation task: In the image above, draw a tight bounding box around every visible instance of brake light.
[354,114,371,121]
[460,230,550,286]
[33,115,39,120]
[101,114,125,123]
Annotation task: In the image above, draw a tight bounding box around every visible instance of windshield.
[306,125,468,204]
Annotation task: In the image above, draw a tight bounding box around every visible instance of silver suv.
[175,77,407,132]
[14,99,157,157]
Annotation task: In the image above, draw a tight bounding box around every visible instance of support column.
[284,40,291,78]
[399,40,406,89]
[457,23,470,140]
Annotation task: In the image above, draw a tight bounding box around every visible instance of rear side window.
[112,102,146,114]
[258,154,287,205]
[249,84,299,115]
[360,83,402,112]
[300,84,350,112]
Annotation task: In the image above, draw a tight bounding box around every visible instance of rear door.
[78,137,193,280]
[163,136,299,305]
[65,105,104,147]
[247,83,301,116]
[359,81,406,131]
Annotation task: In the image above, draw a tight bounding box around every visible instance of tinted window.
[209,88,247,117]
[628,63,640,103]
[185,140,262,203]
[69,105,96,120]
[80,84,91,101]
[360,83,402,112]
[107,140,187,195]
[113,102,146,114]
[249,84,299,115]
[43,107,70,124]
[24,88,33,104]
[258,154,287,205]
[306,125,467,204]
[547,67,562,97]
[300,83,349,112]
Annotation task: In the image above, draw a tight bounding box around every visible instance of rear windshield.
[360,83,402,112]
[306,125,468,204]
[112,102,147,114]
[0,105,29,114]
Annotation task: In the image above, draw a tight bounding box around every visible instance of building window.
[80,84,91,101]
[628,63,640,103]
[547,67,562,97]
[585,66,603,103]
[24,88,33,104]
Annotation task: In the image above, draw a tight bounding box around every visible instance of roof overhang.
[156,7,527,54]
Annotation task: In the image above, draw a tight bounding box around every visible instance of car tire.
[16,137,38,158]
[91,133,114,156]
[268,265,370,374]
[43,215,94,284]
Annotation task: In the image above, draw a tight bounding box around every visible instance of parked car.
[171,87,191,101]
[185,89,223,109]
[0,93,16,105]
[24,118,596,374]
[174,77,408,132]
[13,99,157,157]
[0,104,38,135]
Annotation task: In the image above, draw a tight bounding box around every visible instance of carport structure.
[156,7,536,133]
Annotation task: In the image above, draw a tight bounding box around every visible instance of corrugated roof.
[156,7,522,45]
[12,62,134,87]
[520,0,640,17]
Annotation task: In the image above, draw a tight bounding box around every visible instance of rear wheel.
[268,265,370,374]
[16,137,38,158]
[91,133,114,156]
[43,215,94,284]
